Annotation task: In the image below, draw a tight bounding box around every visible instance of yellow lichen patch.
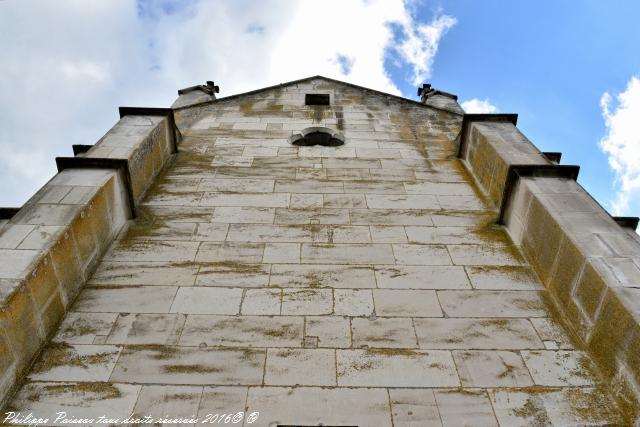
[162,364,222,374]
[38,382,123,401]
[239,102,253,114]
[197,261,265,275]
[511,396,551,425]
[126,344,181,360]
[31,342,114,373]
[366,348,419,357]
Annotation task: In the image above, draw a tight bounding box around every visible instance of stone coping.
[459,114,640,418]
[0,108,177,407]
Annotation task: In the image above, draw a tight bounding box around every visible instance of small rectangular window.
[305,93,330,105]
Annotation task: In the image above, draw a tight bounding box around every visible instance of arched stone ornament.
[290,126,345,147]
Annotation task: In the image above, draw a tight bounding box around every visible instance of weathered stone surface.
[241,288,281,315]
[375,265,470,289]
[89,261,199,286]
[489,387,623,426]
[170,287,242,314]
[132,385,201,425]
[270,264,376,288]
[281,288,333,315]
[434,389,498,427]
[28,344,121,382]
[301,243,395,264]
[305,316,351,348]
[337,349,459,387]
[264,348,336,386]
[392,244,452,265]
[110,346,265,385]
[522,350,595,386]
[389,389,442,427]
[179,315,303,347]
[334,289,374,316]
[438,290,546,317]
[452,350,533,387]
[105,313,186,345]
[245,387,392,427]
[373,289,443,317]
[5,76,628,424]
[414,318,544,350]
[73,286,177,313]
[352,317,418,348]
[10,381,142,424]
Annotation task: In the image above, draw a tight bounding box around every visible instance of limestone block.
[105,240,199,263]
[281,289,333,315]
[10,382,142,424]
[264,348,336,386]
[269,264,376,288]
[337,349,459,387]
[350,208,434,226]
[375,265,469,289]
[200,192,290,208]
[210,206,274,223]
[392,244,451,265]
[0,286,43,374]
[373,289,442,317]
[132,385,202,423]
[197,386,248,421]
[170,287,242,315]
[0,249,39,279]
[106,313,186,345]
[275,208,349,224]
[54,312,118,345]
[28,343,121,382]
[110,346,265,385]
[0,224,34,249]
[366,194,440,210]
[301,243,394,264]
[195,263,269,288]
[227,224,329,243]
[245,387,391,427]
[438,290,546,318]
[522,350,595,386]
[334,289,374,316]
[489,387,622,426]
[179,315,303,348]
[414,318,543,350]
[241,288,281,315]
[74,286,177,314]
[89,261,198,287]
[466,266,541,290]
[453,350,533,387]
[305,316,351,348]
[351,317,417,348]
[389,389,441,426]
[434,389,498,427]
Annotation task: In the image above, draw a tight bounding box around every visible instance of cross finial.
[417,83,432,97]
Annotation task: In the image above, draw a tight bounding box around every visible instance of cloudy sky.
[1,0,640,220]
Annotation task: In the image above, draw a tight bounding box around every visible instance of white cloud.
[0,0,455,206]
[461,98,498,114]
[599,75,640,215]
[396,13,457,85]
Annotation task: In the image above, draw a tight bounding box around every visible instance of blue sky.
[402,0,640,213]
[1,0,640,219]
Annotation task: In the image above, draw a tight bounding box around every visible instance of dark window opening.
[305,93,330,106]
[290,127,345,147]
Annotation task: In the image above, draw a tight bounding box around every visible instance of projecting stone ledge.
[0,107,178,407]
[459,113,640,420]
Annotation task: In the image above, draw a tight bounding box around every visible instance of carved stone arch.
[290,127,345,147]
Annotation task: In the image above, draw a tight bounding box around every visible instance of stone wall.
[460,115,640,416]
[0,110,177,406]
